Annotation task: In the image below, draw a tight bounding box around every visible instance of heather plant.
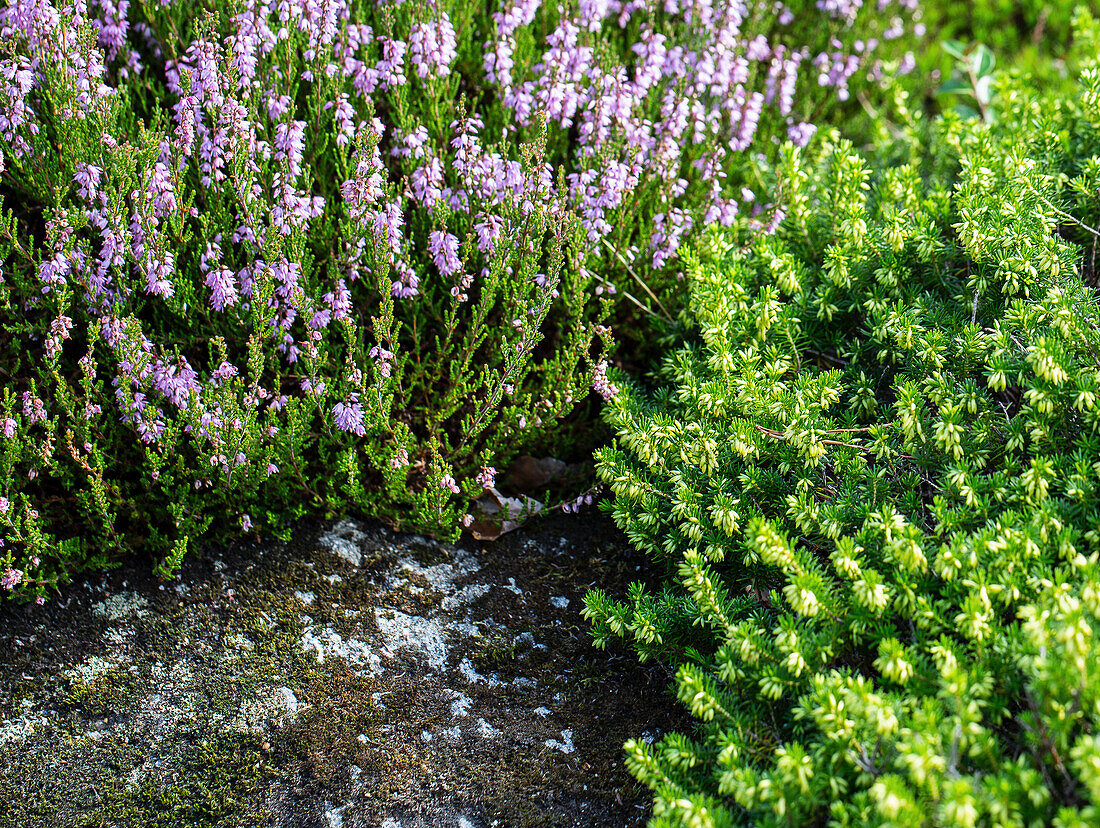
[584,42,1100,825]
[0,0,605,601]
[0,0,919,600]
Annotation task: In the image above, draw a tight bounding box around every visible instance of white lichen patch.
[124,762,148,792]
[0,700,47,747]
[65,655,115,686]
[374,609,450,671]
[219,634,256,664]
[477,717,500,738]
[457,657,501,687]
[448,690,472,718]
[323,801,346,828]
[274,687,300,718]
[105,628,130,646]
[549,596,569,609]
[294,590,316,605]
[393,547,480,595]
[301,627,382,675]
[546,729,575,754]
[533,707,551,718]
[319,519,370,567]
[223,696,280,735]
[93,591,150,621]
[441,583,490,611]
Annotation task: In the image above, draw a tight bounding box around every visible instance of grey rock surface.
[0,510,686,827]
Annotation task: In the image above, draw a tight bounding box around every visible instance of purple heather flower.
[0,568,22,590]
[474,214,505,254]
[74,163,103,201]
[439,474,460,494]
[391,260,420,299]
[212,361,239,382]
[592,360,618,401]
[21,391,45,423]
[333,396,366,436]
[273,120,308,179]
[788,121,817,147]
[409,14,457,80]
[369,345,395,378]
[428,230,461,276]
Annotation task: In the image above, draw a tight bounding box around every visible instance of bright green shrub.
[585,54,1100,826]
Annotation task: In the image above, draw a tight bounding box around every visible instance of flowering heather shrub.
[480,0,918,275]
[0,0,605,600]
[0,0,916,600]
[584,53,1100,826]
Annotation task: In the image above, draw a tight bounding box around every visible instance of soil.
[0,508,689,828]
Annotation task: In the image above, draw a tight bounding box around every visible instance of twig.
[600,238,674,323]
[1019,175,1100,238]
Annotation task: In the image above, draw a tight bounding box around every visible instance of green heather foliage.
[585,48,1100,827]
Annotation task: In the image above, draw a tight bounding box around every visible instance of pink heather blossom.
[409,14,457,80]
[439,474,460,494]
[1,417,15,437]
[240,513,252,531]
[592,360,618,401]
[74,163,103,201]
[474,214,505,254]
[206,266,240,312]
[326,94,356,147]
[788,122,817,148]
[390,447,410,468]
[21,392,46,423]
[369,345,395,378]
[562,492,595,513]
[391,260,420,299]
[212,361,239,382]
[273,120,307,179]
[333,395,366,436]
[1,568,22,590]
[300,378,326,396]
[477,467,497,489]
[0,497,9,513]
[428,230,461,276]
